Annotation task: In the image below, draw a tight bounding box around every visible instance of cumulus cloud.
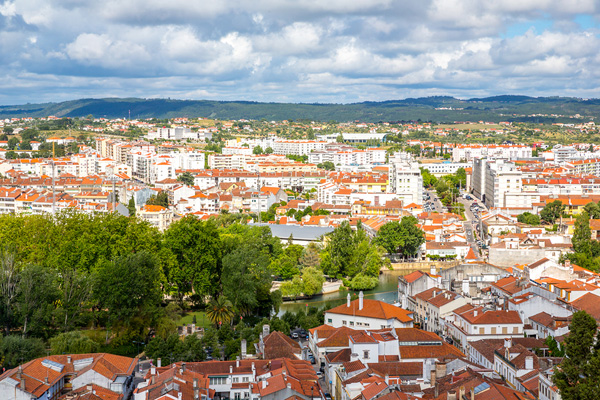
[1,0,600,104]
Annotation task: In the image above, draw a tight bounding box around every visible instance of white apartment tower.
[389,152,423,205]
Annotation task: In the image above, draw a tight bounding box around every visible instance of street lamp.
[132,341,145,356]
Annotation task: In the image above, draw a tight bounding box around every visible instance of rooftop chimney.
[178,393,182,400]
[459,386,465,399]
[504,337,512,349]
[45,376,49,385]
[236,357,240,368]
[67,355,72,364]
[87,385,93,391]
[182,362,186,372]
[157,358,162,368]
[447,390,456,400]
[347,293,351,308]
[473,310,478,317]
[230,365,233,374]
[263,324,270,337]
[262,380,268,389]
[430,265,436,276]
[359,291,364,310]
[430,370,436,388]
[151,365,156,375]
[525,356,534,370]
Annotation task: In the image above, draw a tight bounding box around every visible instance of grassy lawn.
[179,311,211,328]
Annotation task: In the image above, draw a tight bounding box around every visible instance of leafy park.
[0,209,423,368]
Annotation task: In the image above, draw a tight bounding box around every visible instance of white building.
[388,152,423,205]
[324,292,413,330]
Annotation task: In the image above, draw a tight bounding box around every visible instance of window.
[327,319,332,324]
[342,320,347,326]
[235,393,241,400]
[233,377,239,383]
[349,321,354,326]
[479,327,484,334]
[243,377,249,383]
[502,327,508,334]
[491,327,496,334]
[513,327,519,333]
[363,350,370,359]
[210,377,227,385]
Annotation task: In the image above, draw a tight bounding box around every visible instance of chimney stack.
[525,356,534,370]
[430,265,436,276]
[347,293,351,308]
[182,362,186,372]
[459,386,465,399]
[262,380,267,389]
[504,337,512,349]
[157,358,162,368]
[359,291,364,310]
[236,357,240,368]
[263,324,270,337]
[67,355,72,364]
[447,390,456,400]
[151,365,156,375]
[430,370,436,388]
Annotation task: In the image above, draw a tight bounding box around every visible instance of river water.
[277,269,414,316]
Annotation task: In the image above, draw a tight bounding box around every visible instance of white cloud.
[0,0,600,104]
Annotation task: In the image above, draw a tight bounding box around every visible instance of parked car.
[291,332,299,339]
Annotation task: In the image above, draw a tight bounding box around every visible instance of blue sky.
[0,0,599,105]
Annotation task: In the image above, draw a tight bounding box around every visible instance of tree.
[301,267,325,296]
[318,161,335,171]
[50,331,99,354]
[374,217,425,257]
[320,221,355,277]
[553,311,600,400]
[7,137,19,150]
[163,216,222,299]
[572,212,593,258]
[146,192,169,208]
[94,251,162,332]
[0,335,45,368]
[177,172,195,186]
[128,197,136,217]
[2,127,13,135]
[206,296,235,327]
[253,145,264,155]
[265,147,274,154]
[517,212,541,226]
[280,276,303,300]
[541,200,565,224]
[336,134,344,143]
[583,202,600,219]
[15,264,60,337]
[420,168,438,188]
[5,151,17,159]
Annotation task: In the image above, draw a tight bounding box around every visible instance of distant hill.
[0,96,599,123]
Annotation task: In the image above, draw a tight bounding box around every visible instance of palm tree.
[206,296,234,327]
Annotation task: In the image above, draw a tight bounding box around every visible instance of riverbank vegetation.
[0,210,424,367]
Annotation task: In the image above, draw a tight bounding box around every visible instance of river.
[277,269,415,316]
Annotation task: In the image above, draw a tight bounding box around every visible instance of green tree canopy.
[177,171,195,186]
[541,200,565,224]
[50,331,100,354]
[146,192,169,208]
[553,311,600,400]
[517,212,541,226]
[163,216,222,299]
[94,251,162,332]
[374,216,425,256]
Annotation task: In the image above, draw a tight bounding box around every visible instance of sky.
[1,0,600,105]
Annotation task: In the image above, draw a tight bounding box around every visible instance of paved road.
[458,197,482,259]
